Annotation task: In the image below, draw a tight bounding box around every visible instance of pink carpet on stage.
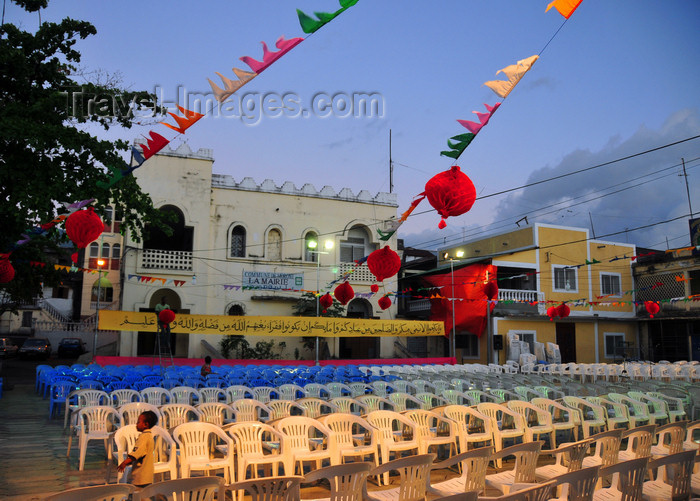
[94,356,457,367]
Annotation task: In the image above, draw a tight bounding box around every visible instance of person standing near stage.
[155,296,170,334]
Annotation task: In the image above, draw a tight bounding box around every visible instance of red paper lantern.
[319,293,333,311]
[645,301,660,319]
[0,259,15,283]
[65,207,104,263]
[334,281,355,305]
[370,284,379,293]
[424,165,477,229]
[484,281,499,301]
[547,306,558,321]
[367,246,401,282]
[158,309,176,325]
[557,303,571,319]
[378,295,392,310]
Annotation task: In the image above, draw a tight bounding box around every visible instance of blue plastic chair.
[49,381,77,418]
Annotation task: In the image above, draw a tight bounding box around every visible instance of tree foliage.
[0,0,171,306]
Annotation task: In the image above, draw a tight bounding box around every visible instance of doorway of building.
[339,298,379,360]
[555,322,577,363]
[137,290,186,357]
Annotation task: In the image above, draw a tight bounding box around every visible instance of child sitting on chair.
[118,410,158,487]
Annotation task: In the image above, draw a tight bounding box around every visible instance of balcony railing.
[337,262,374,283]
[139,249,193,272]
[405,289,547,315]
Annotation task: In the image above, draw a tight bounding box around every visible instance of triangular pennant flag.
[546,0,583,19]
[137,131,170,160]
[161,105,205,134]
[296,0,359,33]
[484,55,539,98]
[440,133,476,159]
[240,35,304,74]
[208,68,257,103]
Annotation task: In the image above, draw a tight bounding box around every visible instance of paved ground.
[0,355,113,500]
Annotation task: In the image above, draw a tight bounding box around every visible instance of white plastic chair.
[196,402,234,426]
[159,403,202,429]
[649,421,687,458]
[67,405,121,471]
[428,445,492,497]
[278,383,306,400]
[641,450,695,501]
[118,402,162,426]
[198,387,225,404]
[356,395,395,413]
[225,385,252,403]
[172,421,235,482]
[139,476,224,501]
[330,397,368,415]
[562,396,607,438]
[507,400,555,448]
[44,484,136,501]
[231,398,271,422]
[226,422,287,485]
[304,383,329,399]
[225,475,303,501]
[139,386,171,406]
[267,399,305,421]
[365,453,435,501]
[534,438,592,481]
[531,397,579,444]
[274,416,333,475]
[319,413,379,467]
[170,385,200,405]
[592,456,648,501]
[476,402,528,467]
[404,409,457,457]
[252,385,278,403]
[297,397,339,419]
[302,462,372,501]
[485,440,543,494]
[618,424,655,461]
[365,410,419,485]
[581,429,623,468]
[441,404,494,453]
[109,388,140,408]
[112,424,178,482]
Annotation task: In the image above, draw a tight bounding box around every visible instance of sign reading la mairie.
[242,271,304,290]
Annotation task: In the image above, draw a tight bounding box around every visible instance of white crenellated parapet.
[211,173,398,206]
[134,140,214,161]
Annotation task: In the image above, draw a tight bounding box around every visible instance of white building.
[119,143,400,360]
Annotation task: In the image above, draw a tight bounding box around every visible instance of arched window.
[91,277,113,303]
[267,229,281,261]
[89,242,99,258]
[103,206,113,232]
[305,232,318,262]
[101,242,110,258]
[228,304,245,316]
[340,226,371,263]
[112,243,121,259]
[230,225,246,258]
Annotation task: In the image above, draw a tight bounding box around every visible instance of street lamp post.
[93,257,105,358]
[307,239,334,365]
[448,250,464,362]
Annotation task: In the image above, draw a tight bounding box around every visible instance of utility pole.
[589,212,596,238]
[389,129,393,193]
[681,158,694,216]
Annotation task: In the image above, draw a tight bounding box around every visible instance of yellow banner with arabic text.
[99,310,444,337]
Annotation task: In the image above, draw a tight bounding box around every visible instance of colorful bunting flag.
[484,55,539,98]
[161,105,205,134]
[240,35,304,74]
[546,0,583,19]
[297,0,359,34]
[208,68,257,103]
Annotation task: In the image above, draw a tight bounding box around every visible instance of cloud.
[490,108,700,248]
[402,109,700,250]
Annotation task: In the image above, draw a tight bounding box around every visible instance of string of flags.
[99,0,360,190]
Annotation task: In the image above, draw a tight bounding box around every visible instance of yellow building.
[437,223,637,364]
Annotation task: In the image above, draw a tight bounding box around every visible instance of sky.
[7,0,700,252]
